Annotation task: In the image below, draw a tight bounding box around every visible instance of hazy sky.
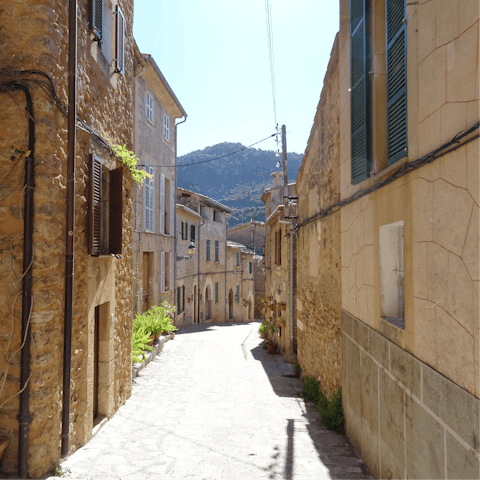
[133,1,339,157]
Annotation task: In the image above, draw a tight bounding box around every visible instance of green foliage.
[268,322,275,334]
[132,301,177,363]
[300,377,345,434]
[294,361,301,376]
[259,323,266,334]
[112,144,151,185]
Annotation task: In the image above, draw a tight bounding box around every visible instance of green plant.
[261,298,265,303]
[300,376,321,403]
[268,323,275,334]
[294,361,301,376]
[259,323,266,334]
[112,144,151,185]
[132,325,153,363]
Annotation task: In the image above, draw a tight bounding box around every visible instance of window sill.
[381,316,405,331]
[146,118,154,127]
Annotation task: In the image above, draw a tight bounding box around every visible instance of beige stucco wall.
[338,0,479,477]
[295,34,342,399]
[0,0,135,476]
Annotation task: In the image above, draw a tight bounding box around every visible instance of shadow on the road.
[174,319,261,336]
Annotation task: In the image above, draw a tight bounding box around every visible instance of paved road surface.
[48,322,372,480]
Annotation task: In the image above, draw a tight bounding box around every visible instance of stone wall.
[343,310,479,479]
[295,35,341,398]
[0,0,135,476]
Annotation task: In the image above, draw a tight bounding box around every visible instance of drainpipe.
[174,116,187,322]
[290,225,294,354]
[224,221,227,323]
[61,0,77,457]
[12,83,35,480]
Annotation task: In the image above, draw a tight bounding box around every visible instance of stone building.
[132,44,186,315]
[338,0,479,478]
[295,34,342,399]
[0,0,136,477]
[261,172,297,359]
[227,221,266,318]
[175,203,201,327]
[176,188,234,324]
[226,241,255,322]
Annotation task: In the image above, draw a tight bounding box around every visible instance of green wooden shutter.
[177,287,180,313]
[182,286,185,312]
[350,0,371,184]
[386,0,408,166]
[191,224,195,242]
[215,283,218,303]
[206,240,210,261]
[236,285,240,303]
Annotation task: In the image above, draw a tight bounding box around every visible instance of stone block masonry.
[342,310,480,479]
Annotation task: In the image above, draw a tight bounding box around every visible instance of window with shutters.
[191,224,196,243]
[163,252,170,292]
[236,285,240,303]
[88,154,123,256]
[144,164,154,232]
[164,115,170,141]
[162,176,171,235]
[146,91,153,123]
[249,262,252,274]
[177,286,185,313]
[236,252,240,267]
[115,5,125,75]
[215,240,219,262]
[215,283,219,303]
[206,240,210,262]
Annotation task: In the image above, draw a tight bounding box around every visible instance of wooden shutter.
[186,222,189,240]
[236,285,239,303]
[89,154,102,256]
[215,283,218,303]
[182,286,185,312]
[206,240,210,261]
[91,0,103,40]
[191,225,195,242]
[160,174,165,234]
[169,251,173,293]
[115,5,125,75]
[170,181,174,237]
[350,0,371,184]
[215,240,219,262]
[181,221,184,240]
[160,252,165,293]
[177,287,180,313]
[109,167,123,254]
[386,0,408,166]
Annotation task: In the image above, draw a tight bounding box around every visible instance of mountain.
[177,142,303,228]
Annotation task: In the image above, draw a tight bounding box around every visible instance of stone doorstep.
[132,333,175,380]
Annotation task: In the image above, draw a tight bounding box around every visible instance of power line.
[265,0,277,130]
[138,134,276,168]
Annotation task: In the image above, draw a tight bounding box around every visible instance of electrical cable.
[138,133,276,168]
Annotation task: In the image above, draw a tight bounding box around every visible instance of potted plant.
[266,339,277,354]
[259,322,267,339]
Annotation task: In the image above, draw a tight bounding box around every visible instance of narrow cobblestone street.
[49,322,372,480]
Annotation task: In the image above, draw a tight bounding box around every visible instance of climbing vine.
[112,144,151,185]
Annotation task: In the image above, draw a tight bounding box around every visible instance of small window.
[236,252,240,266]
[215,240,219,262]
[215,283,219,303]
[164,114,170,141]
[206,239,210,262]
[191,224,196,242]
[146,91,153,123]
[213,210,217,221]
[88,154,123,256]
[379,221,405,329]
[249,262,252,274]
[144,164,154,232]
[236,285,240,303]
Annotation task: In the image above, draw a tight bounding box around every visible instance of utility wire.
[265,0,278,131]
[138,134,276,168]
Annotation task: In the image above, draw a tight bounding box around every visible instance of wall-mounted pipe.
[61,0,77,457]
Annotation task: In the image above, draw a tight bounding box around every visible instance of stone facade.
[133,45,186,316]
[175,204,201,327]
[339,0,479,477]
[295,35,342,399]
[227,221,265,318]
[261,178,297,360]
[0,0,135,477]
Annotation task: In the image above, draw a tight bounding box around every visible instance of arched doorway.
[228,289,234,319]
[205,285,212,321]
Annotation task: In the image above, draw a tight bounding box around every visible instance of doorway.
[194,285,198,323]
[205,286,212,321]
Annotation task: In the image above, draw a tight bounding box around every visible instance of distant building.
[133,44,187,315]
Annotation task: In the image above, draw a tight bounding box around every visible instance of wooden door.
[93,306,100,420]
[143,252,150,312]
[194,285,197,323]
[229,290,233,319]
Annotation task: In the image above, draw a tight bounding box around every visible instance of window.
[215,240,219,262]
[91,0,103,40]
[215,283,219,303]
[181,222,188,240]
[275,228,282,265]
[191,224,196,242]
[88,154,123,256]
[177,285,185,313]
[249,262,252,274]
[115,5,125,75]
[379,222,404,329]
[144,164,153,232]
[349,0,407,184]
[236,252,240,267]
[164,114,169,140]
[236,285,240,303]
[161,252,173,292]
[146,91,153,123]
[206,240,210,261]
[161,176,172,235]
